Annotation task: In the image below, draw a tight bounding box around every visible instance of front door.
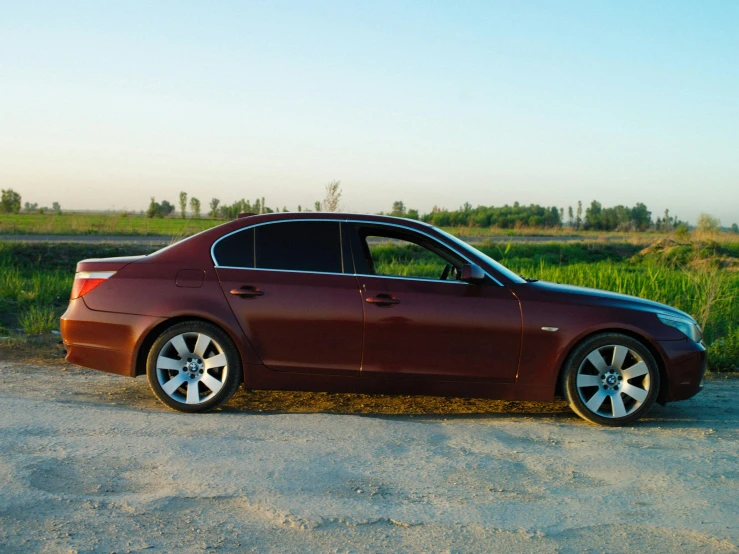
[214,220,363,375]
[348,223,521,382]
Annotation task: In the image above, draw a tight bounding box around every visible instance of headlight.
[657,313,703,342]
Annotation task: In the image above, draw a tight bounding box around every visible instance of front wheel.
[146,321,242,413]
[562,333,660,426]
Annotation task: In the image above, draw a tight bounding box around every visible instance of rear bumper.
[661,338,707,402]
[60,298,165,377]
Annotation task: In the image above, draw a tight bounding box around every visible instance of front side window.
[435,227,525,284]
[356,227,463,281]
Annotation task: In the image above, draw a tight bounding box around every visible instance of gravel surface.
[1,361,737,553]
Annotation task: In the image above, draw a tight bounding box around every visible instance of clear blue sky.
[1,1,737,224]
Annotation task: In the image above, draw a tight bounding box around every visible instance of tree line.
[146,195,323,219]
[2,186,736,233]
[147,181,342,220]
[0,189,63,215]
[387,199,693,232]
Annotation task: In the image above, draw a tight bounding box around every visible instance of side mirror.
[461,263,485,283]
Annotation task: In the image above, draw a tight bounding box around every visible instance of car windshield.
[435,228,526,284]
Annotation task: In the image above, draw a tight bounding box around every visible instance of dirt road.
[1,362,737,553]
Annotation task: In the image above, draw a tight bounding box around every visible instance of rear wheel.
[146,321,241,412]
[562,333,660,426]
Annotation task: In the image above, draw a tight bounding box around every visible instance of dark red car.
[61,213,706,425]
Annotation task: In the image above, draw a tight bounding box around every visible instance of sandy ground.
[0,361,737,553]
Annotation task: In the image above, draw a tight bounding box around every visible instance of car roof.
[232,211,433,228]
[148,212,435,262]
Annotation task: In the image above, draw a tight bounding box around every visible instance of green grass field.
[1,238,737,372]
[0,213,217,236]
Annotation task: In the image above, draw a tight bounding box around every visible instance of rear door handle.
[230,286,264,298]
[365,293,400,307]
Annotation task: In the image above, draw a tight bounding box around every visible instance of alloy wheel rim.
[576,344,651,419]
[156,332,228,405]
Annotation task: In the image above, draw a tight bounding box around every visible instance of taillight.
[70,271,116,299]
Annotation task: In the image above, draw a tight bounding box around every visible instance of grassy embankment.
[1,236,737,372]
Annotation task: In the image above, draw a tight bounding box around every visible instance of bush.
[147,198,175,218]
[19,306,58,335]
[674,224,690,240]
[696,213,721,234]
[708,326,739,372]
[0,189,21,214]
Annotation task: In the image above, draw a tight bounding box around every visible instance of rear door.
[214,220,363,375]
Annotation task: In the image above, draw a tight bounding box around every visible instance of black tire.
[146,320,242,413]
[561,333,660,426]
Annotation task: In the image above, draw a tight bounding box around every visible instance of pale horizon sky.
[1,1,737,224]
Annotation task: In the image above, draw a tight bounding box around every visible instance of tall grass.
[0,266,72,333]
[372,243,449,279]
[0,266,72,307]
[709,326,739,372]
[19,306,58,334]
[0,242,154,335]
[372,241,739,371]
[1,238,737,371]
[374,254,737,340]
[507,260,736,340]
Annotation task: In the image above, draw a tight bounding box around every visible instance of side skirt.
[243,364,555,402]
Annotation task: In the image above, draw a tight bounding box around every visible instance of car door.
[214,220,364,375]
[348,222,521,382]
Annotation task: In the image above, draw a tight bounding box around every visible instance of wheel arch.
[134,315,246,382]
[553,327,669,405]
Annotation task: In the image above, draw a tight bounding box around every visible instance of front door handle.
[230,286,264,298]
[366,293,400,307]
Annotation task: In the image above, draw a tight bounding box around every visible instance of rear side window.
[213,228,254,268]
[255,221,343,273]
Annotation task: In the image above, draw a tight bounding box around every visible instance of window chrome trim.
[214,265,347,277]
[210,217,503,286]
[215,265,473,285]
[355,273,472,285]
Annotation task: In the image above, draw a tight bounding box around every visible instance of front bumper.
[60,298,165,377]
[661,338,707,402]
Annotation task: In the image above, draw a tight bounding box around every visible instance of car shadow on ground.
[45,367,739,429]
[82,377,578,420]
